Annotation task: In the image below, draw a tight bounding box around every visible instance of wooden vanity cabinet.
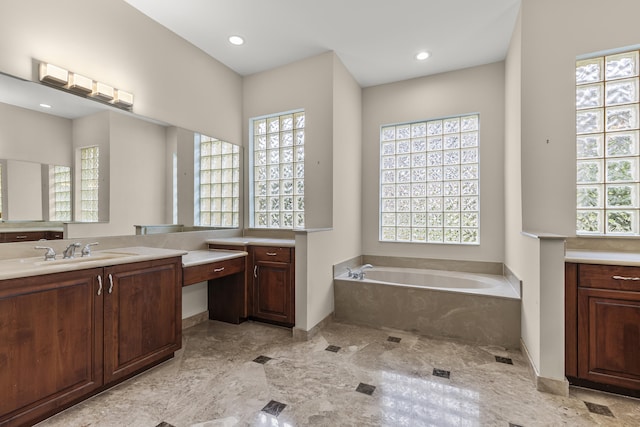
[103,258,182,384]
[0,257,182,426]
[0,268,103,427]
[250,246,295,327]
[566,262,640,396]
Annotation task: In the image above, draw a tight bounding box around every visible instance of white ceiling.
[124,0,521,88]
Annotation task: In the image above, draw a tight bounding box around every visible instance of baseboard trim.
[182,311,209,330]
[520,338,569,396]
[292,312,334,341]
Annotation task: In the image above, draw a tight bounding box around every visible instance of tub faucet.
[63,242,81,259]
[357,264,373,279]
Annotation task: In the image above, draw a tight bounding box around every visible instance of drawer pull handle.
[214,267,225,273]
[254,265,258,278]
[108,273,114,294]
[612,275,640,281]
[16,235,28,239]
[266,252,277,256]
[97,275,103,296]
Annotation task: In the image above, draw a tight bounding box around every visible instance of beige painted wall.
[0,0,242,146]
[362,62,506,262]
[0,102,72,167]
[242,52,334,229]
[301,55,363,330]
[520,0,640,234]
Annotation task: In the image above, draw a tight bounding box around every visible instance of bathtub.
[333,266,521,348]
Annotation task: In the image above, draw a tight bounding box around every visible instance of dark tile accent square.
[495,356,513,365]
[261,400,287,417]
[325,345,341,353]
[509,423,524,427]
[355,382,376,395]
[387,336,402,343]
[253,355,272,364]
[432,368,451,379]
[155,423,176,427]
[584,401,614,417]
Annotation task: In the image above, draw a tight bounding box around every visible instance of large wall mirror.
[0,72,242,242]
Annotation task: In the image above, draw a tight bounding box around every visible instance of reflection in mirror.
[0,71,243,241]
[195,134,240,228]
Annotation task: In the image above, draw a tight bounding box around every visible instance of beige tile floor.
[37,320,640,426]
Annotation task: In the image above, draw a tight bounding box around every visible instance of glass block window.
[576,49,640,235]
[80,146,99,222]
[380,114,480,244]
[195,134,240,227]
[250,110,305,229]
[50,165,71,221]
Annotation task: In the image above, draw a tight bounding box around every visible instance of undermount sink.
[32,251,137,266]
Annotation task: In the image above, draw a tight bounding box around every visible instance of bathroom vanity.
[207,237,295,327]
[565,251,640,397]
[0,247,185,427]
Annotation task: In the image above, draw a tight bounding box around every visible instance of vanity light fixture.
[37,61,134,111]
[90,81,114,101]
[39,63,68,85]
[228,35,245,46]
[113,89,134,107]
[416,51,431,61]
[68,72,93,94]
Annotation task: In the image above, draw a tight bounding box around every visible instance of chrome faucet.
[35,246,56,261]
[358,264,373,279]
[347,264,373,280]
[63,242,81,259]
[81,242,99,257]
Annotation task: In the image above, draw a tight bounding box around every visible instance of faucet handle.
[34,246,56,261]
[81,242,99,257]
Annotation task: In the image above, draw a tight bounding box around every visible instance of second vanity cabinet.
[251,246,295,326]
[207,241,295,327]
[566,262,640,396]
[0,257,182,427]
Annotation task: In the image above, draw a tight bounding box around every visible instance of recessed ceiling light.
[228,35,244,46]
[39,103,52,109]
[416,51,431,61]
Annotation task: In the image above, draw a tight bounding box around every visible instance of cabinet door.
[0,269,103,426]
[578,287,640,391]
[103,258,182,384]
[253,259,294,326]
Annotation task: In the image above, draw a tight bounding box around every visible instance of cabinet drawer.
[1,231,47,242]
[253,246,291,263]
[183,256,245,286]
[579,264,640,292]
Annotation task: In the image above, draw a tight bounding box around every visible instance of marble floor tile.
[36,320,640,427]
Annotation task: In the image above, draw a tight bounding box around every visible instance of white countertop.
[206,237,295,247]
[0,246,187,281]
[182,249,247,267]
[565,249,640,266]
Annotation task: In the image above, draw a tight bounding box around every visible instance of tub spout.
[357,264,373,280]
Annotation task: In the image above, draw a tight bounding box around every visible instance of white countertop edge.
[565,249,640,266]
[0,246,187,281]
[182,249,248,267]
[521,231,567,240]
[205,237,295,247]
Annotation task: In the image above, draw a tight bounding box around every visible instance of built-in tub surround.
[334,265,521,348]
